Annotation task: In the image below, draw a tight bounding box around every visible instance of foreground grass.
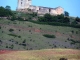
[0,49,80,60]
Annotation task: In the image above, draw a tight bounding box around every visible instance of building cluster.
[17,0,64,16]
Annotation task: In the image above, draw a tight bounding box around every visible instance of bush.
[8,34,17,37]
[71,30,74,34]
[11,16,17,21]
[75,17,80,22]
[43,34,56,38]
[0,40,2,43]
[2,31,4,33]
[76,31,78,34]
[10,44,14,49]
[31,12,37,17]
[59,58,67,60]
[69,39,80,45]
[6,46,8,48]
[18,36,21,38]
[0,26,1,29]
[23,39,26,43]
[21,44,26,46]
[29,20,80,28]
[9,29,14,32]
[17,17,24,21]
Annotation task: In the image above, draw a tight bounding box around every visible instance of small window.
[21,2,22,4]
[49,9,51,12]
[28,0,31,1]
[39,8,40,10]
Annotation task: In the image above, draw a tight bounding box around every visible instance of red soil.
[0,50,16,54]
[35,29,41,33]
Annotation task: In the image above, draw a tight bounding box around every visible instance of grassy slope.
[0,19,80,50]
[0,19,80,60]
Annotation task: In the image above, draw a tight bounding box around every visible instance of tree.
[32,12,37,17]
[5,6,13,17]
[38,14,53,22]
[5,6,11,10]
[57,14,64,19]
[63,17,70,23]
[38,16,45,22]
[75,17,80,22]
[56,14,64,22]
[0,6,5,17]
[11,15,17,21]
[44,13,53,22]
[52,16,58,22]
[64,11,69,16]
[0,6,13,17]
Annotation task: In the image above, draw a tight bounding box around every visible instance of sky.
[0,0,80,17]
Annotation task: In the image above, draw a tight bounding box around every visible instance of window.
[28,0,31,1]
[21,2,22,4]
[49,9,51,12]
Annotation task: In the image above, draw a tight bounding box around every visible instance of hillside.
[0,5,80,60]
[0,19,80,50]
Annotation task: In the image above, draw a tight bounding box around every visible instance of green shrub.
[69,39,80,45]
[9,29,14,32]
[22,39,26,43]
[71,30,74,34]
[19,29,21,31]
[28,25,32,27]
[76,31,78,34]
[59,58,67,60]
[8,34,17,37]
[18,36,21,38]
[0,26,1,29]
[43,34,56,38]
[10,44,14,49]
[29,20,80,28]
[11,16,17,21]
[2,31,4,33]
[29,30,31,32]
[6,46,8,48]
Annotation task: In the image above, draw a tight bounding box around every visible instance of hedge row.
[29,20,80,28]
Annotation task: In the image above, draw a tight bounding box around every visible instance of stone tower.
[17,0,32,10]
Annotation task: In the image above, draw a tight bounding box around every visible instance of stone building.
[17,0,64,15]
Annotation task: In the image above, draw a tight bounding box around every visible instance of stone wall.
[28,6,64,15]
[17,0,64,15]
[17,6,64,16]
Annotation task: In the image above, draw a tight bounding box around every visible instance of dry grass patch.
[0,49,80,60]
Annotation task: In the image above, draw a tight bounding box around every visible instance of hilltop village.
[17,0,64,16]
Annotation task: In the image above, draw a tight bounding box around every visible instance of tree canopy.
[38,13,70,24]
[64,11,69,16]
[0,6,13,17]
